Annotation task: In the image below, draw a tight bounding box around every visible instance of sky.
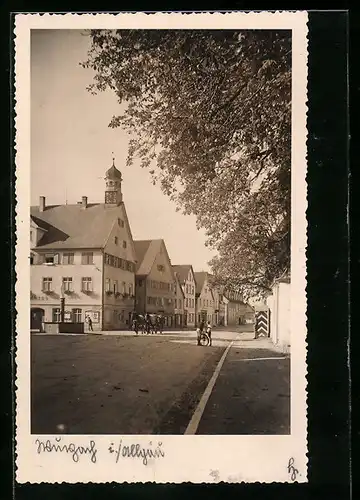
[31,29,216,271]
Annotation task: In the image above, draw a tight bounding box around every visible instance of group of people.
[131,312,165,335]
[130,312,213,346]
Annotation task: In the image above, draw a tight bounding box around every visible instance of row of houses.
[30,161,254,332]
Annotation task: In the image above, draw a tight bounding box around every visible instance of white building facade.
[30,161,137,332]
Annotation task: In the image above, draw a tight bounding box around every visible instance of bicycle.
[197,328,211,346]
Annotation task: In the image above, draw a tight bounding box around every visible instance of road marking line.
[184,337,237,435]
[231,356,288,362]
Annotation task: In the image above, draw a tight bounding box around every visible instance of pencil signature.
[287,457,299,481]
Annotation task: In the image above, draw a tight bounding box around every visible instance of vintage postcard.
[15,12,308,483]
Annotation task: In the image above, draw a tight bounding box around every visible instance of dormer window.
[45,253,59,264]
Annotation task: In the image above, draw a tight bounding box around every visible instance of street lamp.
[60,282,65,323]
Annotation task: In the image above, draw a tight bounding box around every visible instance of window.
[129,284,133,296]
[117,218,124,228]
[122,282,126,294]
[45,253,58,264]
[62,277,73,292]
[42,277,52,292]
[52,308,61,322]
[179,299,182,309]
[30,230,33,242]
[114,236,118,245]
[63,252,74,265]
[81,252,93,265]
[72,308,82,323]
[123,240,127,249]
[30,254,34,265]
[157,264,164,272]
[105,278,111,292]
[82,277,92,292]
[185,297,188,308]
[113,280,118,294]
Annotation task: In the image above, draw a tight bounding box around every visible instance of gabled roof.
[30,215,49,231]
[171,264,194,284]
[173,272,185,297]
[134,239,174,278]
[30,203,123,250]
[194,271,208,295]
[134,240,153,274]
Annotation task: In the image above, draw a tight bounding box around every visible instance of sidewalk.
[234,331,290,354]
[194,332,291,435]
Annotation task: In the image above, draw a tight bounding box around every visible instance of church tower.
[104,156,123,206]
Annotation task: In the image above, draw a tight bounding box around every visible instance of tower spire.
[105,152,123,205]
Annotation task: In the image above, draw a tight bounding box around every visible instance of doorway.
[31,308,44,332]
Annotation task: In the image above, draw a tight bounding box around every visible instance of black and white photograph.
[15,12,308,484]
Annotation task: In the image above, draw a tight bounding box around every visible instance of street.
[31,329,290,435]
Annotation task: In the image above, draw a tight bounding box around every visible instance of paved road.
[31,329,289,435]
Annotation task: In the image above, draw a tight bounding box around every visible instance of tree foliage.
[82,29,291,299]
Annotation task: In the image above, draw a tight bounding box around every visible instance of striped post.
[255,310,270,338]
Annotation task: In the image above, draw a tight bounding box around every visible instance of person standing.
[206,320,212,346]
[197,319,205,346]
[87,315,93,332]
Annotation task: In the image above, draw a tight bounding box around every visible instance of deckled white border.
[15,12,308,484]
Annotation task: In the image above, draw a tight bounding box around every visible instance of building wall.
[173,276,185,327]
[103,261,135,330]
[30,220,46,247]
[209,286,227,326]
[267,282,290,351]
[181,269,196,326]
[30,249,103,331]
[227,301,254,325]
[135,276,147,313]
[196,279,215,325]
[103,219,136,330]
[136,242,175,319]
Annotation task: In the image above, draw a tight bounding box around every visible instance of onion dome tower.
[104,154,123,206]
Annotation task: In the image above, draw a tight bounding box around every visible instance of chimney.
[81,196,88,208]
[39,196,45,212]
